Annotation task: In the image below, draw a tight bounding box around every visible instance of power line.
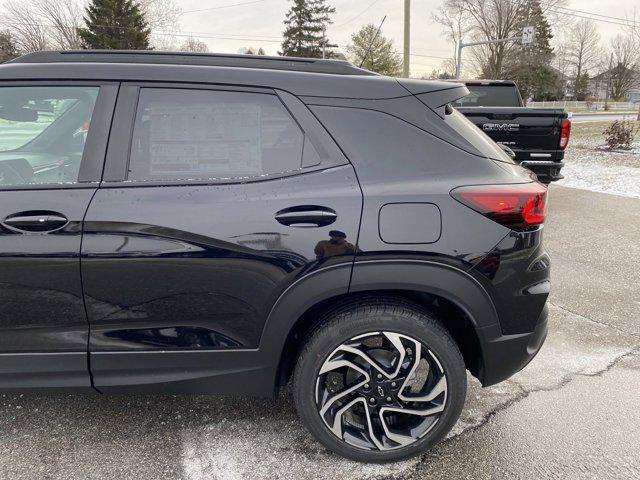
[333,0,382,28]
[549,7,637,27]
[0,16,452,60]
[552,6,638,26]
[0,5,453,70]
[181,0,270,15]
[409,52,450,60]
[494,0,638,27]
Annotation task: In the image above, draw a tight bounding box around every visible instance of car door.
[81,83,362,393]
[0,82,117,389]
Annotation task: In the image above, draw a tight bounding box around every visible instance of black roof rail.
[9,50,377,76]
[444,79,516,85]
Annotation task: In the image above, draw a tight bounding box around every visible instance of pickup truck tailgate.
[456,107,567,158]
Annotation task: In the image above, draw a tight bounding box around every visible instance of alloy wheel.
[315,331,448,451]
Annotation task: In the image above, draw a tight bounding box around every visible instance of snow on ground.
[178,304,638,480]
[558,121,640,199]
[560,148,640,199]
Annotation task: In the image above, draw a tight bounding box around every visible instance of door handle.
[275,206,337,228]
[2,211,69,233]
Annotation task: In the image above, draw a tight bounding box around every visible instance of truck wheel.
[293,299,467,463]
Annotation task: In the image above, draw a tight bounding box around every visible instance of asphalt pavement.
[0,185,639,480]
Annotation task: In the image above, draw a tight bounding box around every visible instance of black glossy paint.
[82,166,362,355]
[0,189,94,353]
[470,229,550,334]
[0,55,550,395]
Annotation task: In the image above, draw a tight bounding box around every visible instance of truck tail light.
[559,119,571,149]
[451,183,548,231]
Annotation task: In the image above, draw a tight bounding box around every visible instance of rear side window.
[0,86,99,187]
[128,88,304,181]
[444,108,515,163]
[453,85,521,107]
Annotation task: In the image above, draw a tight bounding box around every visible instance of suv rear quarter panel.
[308,96,549,344]
[308,100,519,267]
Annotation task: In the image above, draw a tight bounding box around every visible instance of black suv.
[0,51,549,463]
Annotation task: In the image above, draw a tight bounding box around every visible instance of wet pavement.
[1,185,639,479]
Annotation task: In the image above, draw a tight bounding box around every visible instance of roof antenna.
[359,15,386,69]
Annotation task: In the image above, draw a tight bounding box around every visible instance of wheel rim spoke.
[334,345,397,379]
[399,375,447,403]
[318,359,369,416]
[315,331,448,452]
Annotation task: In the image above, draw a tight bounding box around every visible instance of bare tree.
[136,0,182,49]
[625,9,640,52]
[566,18,602,99]
[442,0,529,77]
[432,3,471,76]
[438,0,561,78]
[179,37,209,53]
[3,0,49,53]
[33,0,83,49]
[608,34,637,100]
[552,26,571,96]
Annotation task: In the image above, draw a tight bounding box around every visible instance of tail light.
[559,119,571,149]
[451,183,548,231]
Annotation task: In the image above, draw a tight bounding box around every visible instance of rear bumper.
[519,159,564,183]
[476,304,548,386]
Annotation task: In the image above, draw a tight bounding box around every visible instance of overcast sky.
[171,0,636,77]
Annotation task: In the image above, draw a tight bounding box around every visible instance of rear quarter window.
[444,108,515,163]
[310,105,501,182]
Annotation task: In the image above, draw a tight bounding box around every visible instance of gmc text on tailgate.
[451,80,570,183]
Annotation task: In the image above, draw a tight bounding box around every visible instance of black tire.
[293,298,467,463]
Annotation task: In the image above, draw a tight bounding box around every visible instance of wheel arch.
[260,260,498,394]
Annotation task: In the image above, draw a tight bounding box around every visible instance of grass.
[572,121,610,138]
[571,120,640,151]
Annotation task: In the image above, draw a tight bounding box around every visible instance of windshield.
[453,85,521,107]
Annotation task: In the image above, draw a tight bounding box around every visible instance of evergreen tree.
[280,0,335,58]
[347,25,402,76]
[0,31,18,63]
[426,69,455,80]
[573,71,590,100]
[79,0,151,50]
[503,0,559,100]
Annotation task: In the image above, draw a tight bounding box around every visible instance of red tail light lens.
[451,183,548,231]
[559,119,571,149]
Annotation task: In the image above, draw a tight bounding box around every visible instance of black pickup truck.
[451,80,570,183]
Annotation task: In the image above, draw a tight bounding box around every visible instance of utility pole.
[320,26,337,60]
[403,0,410,77]
[322,26,326,59]
[604,53,613,111]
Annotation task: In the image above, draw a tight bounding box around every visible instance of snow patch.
[180,406,418,480]
[559,144,640,199]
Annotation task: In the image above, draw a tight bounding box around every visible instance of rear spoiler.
[397,78,469,118]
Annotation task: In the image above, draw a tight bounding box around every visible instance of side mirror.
[0,106,38,122]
